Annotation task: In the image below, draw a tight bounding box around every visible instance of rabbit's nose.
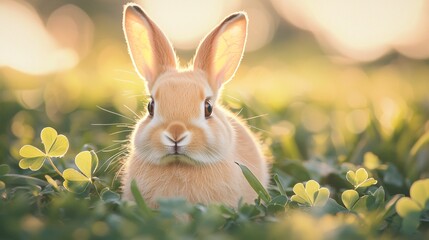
[162,121,190,145]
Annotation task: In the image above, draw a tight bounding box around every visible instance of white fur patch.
[161,131,191,147]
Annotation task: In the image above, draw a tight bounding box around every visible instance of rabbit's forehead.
[152,71,213,99]
[150,71,213,119]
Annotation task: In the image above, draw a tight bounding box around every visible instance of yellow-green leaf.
[356,168,369,184]
[63,168,89,182]
[346,170,357,186]
[90,150,99,174]
[293,183,311,203]
[41,127,58,154]
[29,158,46,171]
[63,180,90,193]
[75,151,92,179]
[291,195,307,204]
[19,157,46,171]
[305,180,320,204]
[19,158,32,169]
[358,178,378,188]
[314,187,330,206]
[396,197,422,218]
[410,179,429,209]
[19,145,44,158]
[47,135,69,157]
[342,190,359,210]
[0,180,5,190]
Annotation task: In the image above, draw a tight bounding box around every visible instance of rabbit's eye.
[147,98,155,116]
[205,99,213,118]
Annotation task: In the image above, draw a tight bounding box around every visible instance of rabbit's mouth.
[160,154,200,166]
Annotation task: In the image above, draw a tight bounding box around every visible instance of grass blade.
[131,179,152,217]
[236,162,271,204]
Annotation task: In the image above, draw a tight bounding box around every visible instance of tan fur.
[121,3,269,207]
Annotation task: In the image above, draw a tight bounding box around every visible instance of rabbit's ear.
[194,12,248,90]
[123,4,177,89]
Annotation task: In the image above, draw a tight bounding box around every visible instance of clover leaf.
[291,180,330,207]
[342,190,359,210]
[63,151,98,193]
[396,179,429,234]
[19,127,69,171]
[346,168,377,189]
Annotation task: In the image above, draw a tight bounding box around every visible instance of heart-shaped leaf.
[18,127,70,172]
[346,168,377,189]
[395,179,429,234]
[290,195,307,204]
[41,127,69,157]
[359,178,378,188]
[306,180,320,205]
[346,170,357,186]
[63,180,90,193]
[41,127,57,153]
[396,197,422,218]
[19,145,44,158]
[314,187,330,206]
[89,150,99,175]
[292,183,311,203]
[342,190,359,210]
[409,179,429,209]
[291,180,330,207]
[63,151,97,193]
[19,157,46,171]
[356,168,368,183]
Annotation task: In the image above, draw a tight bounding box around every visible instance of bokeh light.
[0,0,91,75]
[137,0,276,52]
[271,0,429,61]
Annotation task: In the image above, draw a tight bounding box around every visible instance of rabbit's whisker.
[110,129,133,136]
[248,125,271,134]
[100,149,127,171]
[113,77,140,85]
[123,104,142,119]
[243,113,269,121]
[92,123,133,128]
[97,106,135,122]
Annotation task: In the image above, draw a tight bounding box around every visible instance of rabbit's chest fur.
[122,158,252,207]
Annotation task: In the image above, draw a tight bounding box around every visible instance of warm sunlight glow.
[271,0,429,61]
[137,0,275,52]
[0,1,84,75]
[137,0,237,50]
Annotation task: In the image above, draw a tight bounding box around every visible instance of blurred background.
[1,0,429,182]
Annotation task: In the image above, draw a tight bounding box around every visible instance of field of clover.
[1,121,428,239]
[2,1,429,239]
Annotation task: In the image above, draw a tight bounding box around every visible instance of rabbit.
[121,3,269,207]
